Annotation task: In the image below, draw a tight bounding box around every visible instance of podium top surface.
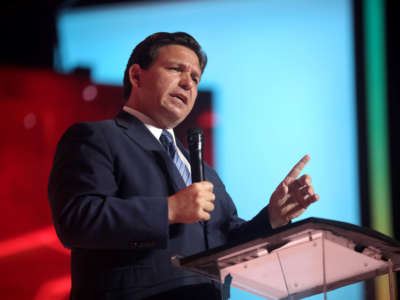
[178,217,400,268]
[173,218,400,299]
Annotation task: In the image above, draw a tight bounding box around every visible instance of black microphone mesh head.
[187,126,203,137]
[187,126,204,149]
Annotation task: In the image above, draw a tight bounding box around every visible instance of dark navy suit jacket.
[48,110,273,299]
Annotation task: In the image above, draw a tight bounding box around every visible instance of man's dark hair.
[122,32,207,100]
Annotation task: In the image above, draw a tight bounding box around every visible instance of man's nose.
[179,72,194,90]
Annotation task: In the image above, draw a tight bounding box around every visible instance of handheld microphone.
[187,126,210,249]
[187,126,205,183]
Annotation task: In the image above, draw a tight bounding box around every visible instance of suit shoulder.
[54,119,118,162]
[62,119,116,139]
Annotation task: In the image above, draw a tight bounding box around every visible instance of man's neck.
[123,106,159,128]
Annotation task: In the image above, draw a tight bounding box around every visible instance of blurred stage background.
[0,0,398,300]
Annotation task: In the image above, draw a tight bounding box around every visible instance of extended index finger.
[284,155,310,183]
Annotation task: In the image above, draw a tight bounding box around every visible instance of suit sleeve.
[48,122,169,250]
[205,166,274,244]
[226,195,274,242]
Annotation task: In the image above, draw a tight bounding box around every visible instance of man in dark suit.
[48,32,319,300]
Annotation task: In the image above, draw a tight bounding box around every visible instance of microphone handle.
[190,149,204,183]
[187,128,209,249]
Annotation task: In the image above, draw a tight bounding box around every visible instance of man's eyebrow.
[167,60,201,76]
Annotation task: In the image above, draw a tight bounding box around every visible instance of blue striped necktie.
[159,130,192,186]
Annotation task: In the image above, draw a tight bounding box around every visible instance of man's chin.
[159,110,189,128]
[153,115,182,129]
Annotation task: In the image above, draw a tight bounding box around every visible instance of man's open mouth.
[170,93,187,104]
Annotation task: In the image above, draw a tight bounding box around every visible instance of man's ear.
[129,64,142,88]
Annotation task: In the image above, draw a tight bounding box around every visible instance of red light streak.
[0,227,68,259]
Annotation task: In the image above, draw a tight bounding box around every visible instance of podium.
[172,218,400,299]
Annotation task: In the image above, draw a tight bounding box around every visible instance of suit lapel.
[114,110,187,192]
[115,110,161,152]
